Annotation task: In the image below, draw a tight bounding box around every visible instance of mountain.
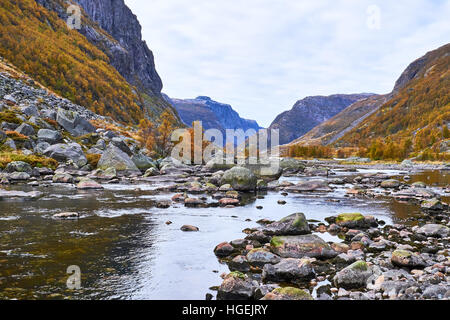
[290,94,388,146]
[0,0,177,124]
[269,94,373,145]
[289,43,450,160]
[334,43,450,158]
[167,96,261,140]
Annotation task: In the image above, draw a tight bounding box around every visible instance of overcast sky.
[125,0,450,127]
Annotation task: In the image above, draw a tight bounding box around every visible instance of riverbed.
[0,168,448,300]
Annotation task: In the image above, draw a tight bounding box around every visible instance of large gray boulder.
[5,161,32,174]
[270,234,337,260]
[37,129,63,144]
[131,152,157,171]
[111,137,132,155]
[15,123,35,136]
[217,272,258,300]
[97,144,139,172]
[44,143,87,167]
[279,158,306,172]
[34,142,51,155]
[221,166,257,191]
[56,108,95,137]
[416,224,449,238]
[262,258,315,283]
[334,261,373,289]
[262,213,311,236]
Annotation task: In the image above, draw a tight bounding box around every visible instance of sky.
[125,0,450,127]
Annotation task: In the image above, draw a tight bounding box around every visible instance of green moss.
[273,287,313,300]
[351,260,368,271]
[86,153,101,168]
[0,111,21,124]
[392,250,412,258]
[76,133,99,149]
[0,152,58,169]
[270,236,285,248]
[336,213,365,223]
[228,271,246,280]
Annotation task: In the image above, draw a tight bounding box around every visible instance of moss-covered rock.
[391,250,427,269]
[333,260,372,289]
[221,167,257,191]
[262,287,313,300]
[270,234,337,260]
[263,213,311,236]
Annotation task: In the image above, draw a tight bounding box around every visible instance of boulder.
[53,212,79,219]
[180,225,199,232]
[416,224,449,238]
[391,250,427,269]
[217,272,257,300]
[327,213,377,229]
[214,242,234,257]
[262,258,315,283]
[8,172,31,181]
[421,199,444,211]
[228,255,251,272]
[37,129,63,144]
[285,179,331,192]
[221,167,257,191]
[143,167,160,177]
[34,142,51,154]
[246,248,281,268]
[20,105,39,117]
[132,153,156,171]
[111,137,132,155]
[56,108,95,137]
[270,234,338,260]
[381,179,401,188]
[5,161,32,174]
[333,261,373,289]
[76,178,103,190]
[262,213,311,236]
[279,158,306,172]
[97,144,139,172]
[52,173,74,184]
[44,143,87,167]
[15,123,35,136]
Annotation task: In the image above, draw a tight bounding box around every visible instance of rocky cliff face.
[269,94,373,145]
[168,96,261,137]
[73,0,163,95]
[36,0,162,95]
[34,0,175,120]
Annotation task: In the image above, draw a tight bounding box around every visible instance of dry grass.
[0,152,58,169]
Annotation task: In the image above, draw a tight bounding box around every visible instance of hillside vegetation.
[0,0,143,124]
[337,43,450,161]
[287,43,450,161]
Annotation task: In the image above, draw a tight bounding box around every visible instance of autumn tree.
[137,118,156,154]
[156,110,177,157]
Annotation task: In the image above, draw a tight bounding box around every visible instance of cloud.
[125,0,450,127]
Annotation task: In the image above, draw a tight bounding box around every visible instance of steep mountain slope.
[291,94,388,146]
[168,96,261,134]
[269,94,373,145]
[0,0,176,124]
[335,43,450,159]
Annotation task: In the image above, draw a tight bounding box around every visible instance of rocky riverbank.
[209,162,450,300]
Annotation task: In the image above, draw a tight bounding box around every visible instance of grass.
[0,111,21,124]
[86,153,101,168]
[0,152,58,169]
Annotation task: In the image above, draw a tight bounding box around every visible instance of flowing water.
[0,169,448,300]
